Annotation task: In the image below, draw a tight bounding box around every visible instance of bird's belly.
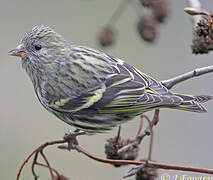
[52,111,134,133]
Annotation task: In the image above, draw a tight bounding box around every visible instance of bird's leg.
[58,129,86,151]
[63,129,79,150]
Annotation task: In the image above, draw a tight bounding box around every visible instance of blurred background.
[0,0,213,179]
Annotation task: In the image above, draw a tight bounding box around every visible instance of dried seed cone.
[139,0,169,23]
[152,0,169,23]
[135,166,158,180]
[105,137,139,167]
[137,16,157,42]
[98,26,115,47]
[192,15,213,54]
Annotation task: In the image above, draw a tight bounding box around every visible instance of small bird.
[9,25,212,133]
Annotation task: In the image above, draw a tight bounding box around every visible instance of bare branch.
[117,110,159,155]
[34,162,61,178]
[17,132,213,180]
[186,0,202,25]
[31,152,39,179]
[16,140,66,180]
[75,144,213,175]
[161,66,213,89]
[40,150,54,180]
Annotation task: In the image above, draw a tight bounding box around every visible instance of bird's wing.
[92,62,182,114]
[42,46,180,114]
[47,73,147,114]
[48,62,179,114]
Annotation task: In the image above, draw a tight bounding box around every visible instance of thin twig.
[107,0,129,25]
[148,126,153,160]
[147,109,159,160]
[31,152,39,180]
[137,115,151,143]
[161,66,213,89]
[74,144,213,175]
[17,136,213,179]
[117,110,159,156]
[136,118,144,137]
[186,0,202,25]
[35,162,61,178]
[40,150,54,180]
[115,125,122,143]
[16,140,65,180]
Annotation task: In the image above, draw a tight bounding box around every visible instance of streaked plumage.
[9,25,213,133]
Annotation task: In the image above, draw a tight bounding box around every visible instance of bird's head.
[9,25,69,66]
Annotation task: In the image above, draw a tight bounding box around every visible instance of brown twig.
[115,125,122,143]
[74,144,213,174]
[117,110,159,155]
[144,109,160,135]
[31,150,57,180]
[147,122,153,161]
[147,109,159,160]
[35,162,61,178]
[31,152,39,179]
[136,114,151,143]
[17,134,213,180]
[135,118,144,137]
[16,139,66,180]
[40,150,54,180]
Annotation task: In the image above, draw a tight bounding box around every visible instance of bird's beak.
[8,44,27,60]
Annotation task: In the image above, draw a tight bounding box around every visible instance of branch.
[161,66,213,89]
[40,150,54,179]
[17,132,213,180]
[16,140,66,180]
[185,0,202,25]
[107,0,129,26]
[33,162,61,178]
[117,110,159,155]
[74,144,213,175]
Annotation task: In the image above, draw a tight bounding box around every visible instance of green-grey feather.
[17,25,213,133]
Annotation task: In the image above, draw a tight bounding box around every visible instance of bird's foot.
[58,129,85,151]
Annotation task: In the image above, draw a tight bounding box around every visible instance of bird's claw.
[58,129,85,151]
[63,129,80,141]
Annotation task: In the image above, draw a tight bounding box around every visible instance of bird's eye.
[34,44,42,51]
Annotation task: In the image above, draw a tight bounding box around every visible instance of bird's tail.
[170,94,213,113]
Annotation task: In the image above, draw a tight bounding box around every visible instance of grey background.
[0,0,213,179]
